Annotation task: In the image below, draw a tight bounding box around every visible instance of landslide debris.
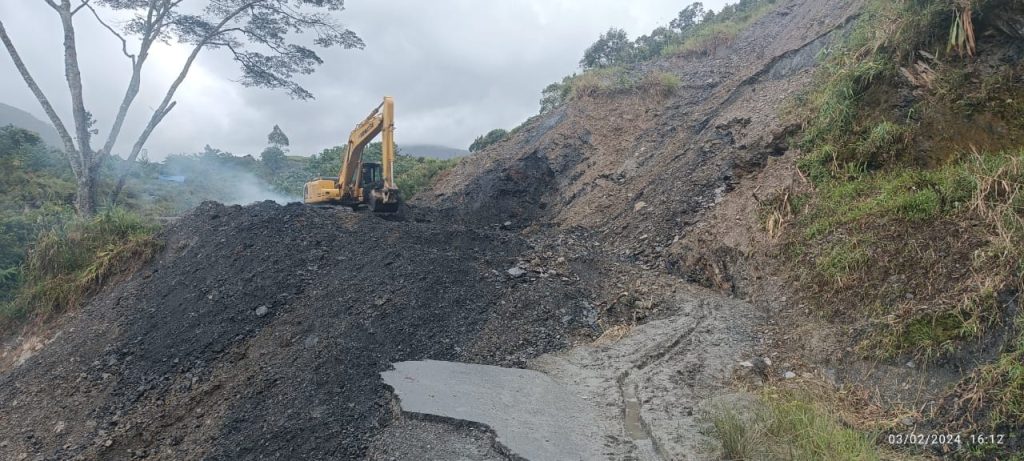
[0,0,888,459]
[0,202,599,460]
[418,0,864,268]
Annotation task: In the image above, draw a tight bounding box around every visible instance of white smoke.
[223,170,297,205]
[147,153,302,212]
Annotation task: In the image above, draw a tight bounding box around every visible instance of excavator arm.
[338,97,397,193]
[304,96,401,212]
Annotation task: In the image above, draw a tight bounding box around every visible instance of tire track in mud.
[533,287,756,460]
[616,299,710,460]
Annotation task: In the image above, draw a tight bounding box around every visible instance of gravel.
[0,201,598,460]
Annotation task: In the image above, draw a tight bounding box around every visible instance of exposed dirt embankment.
[419,0,862,263]
[0,202,600,460]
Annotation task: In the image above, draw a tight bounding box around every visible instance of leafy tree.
[580,28,634,69]
[469,129,509,152]
[634,26,677,60]
[0,0,363,215]
[261,146,286,172]
[262,125,289,172]
[268,125,290,149]
[308,146,344,177]
[670,3,706,33]
[540,74,575,114]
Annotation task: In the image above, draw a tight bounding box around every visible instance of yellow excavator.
[303,96,401,212]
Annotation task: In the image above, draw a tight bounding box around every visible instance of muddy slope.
[419,0,862,264]
[0,202,598,460]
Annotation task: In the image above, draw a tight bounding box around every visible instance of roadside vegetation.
[538,0,775,112]
[706,388,885,460]
[0,126,162,330]
[0,209,161,329]
[763,0,1024,456]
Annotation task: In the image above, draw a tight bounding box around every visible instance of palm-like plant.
[948,0,977,57]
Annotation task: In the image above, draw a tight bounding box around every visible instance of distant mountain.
[0,102,62,149]
[400,144,467,159]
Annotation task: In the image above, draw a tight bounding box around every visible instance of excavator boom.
[303,96,401,212]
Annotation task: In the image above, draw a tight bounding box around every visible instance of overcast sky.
[0,0,730,159]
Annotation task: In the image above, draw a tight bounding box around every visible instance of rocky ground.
[0,202,601,460]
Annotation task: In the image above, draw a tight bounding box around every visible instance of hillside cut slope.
[420,0,862,264]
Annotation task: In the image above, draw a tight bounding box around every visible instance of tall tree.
[0,0,363,215]
[580,28,634,70]
[267,124,289,149]
[670,3,706,33]
[261,125,289,172]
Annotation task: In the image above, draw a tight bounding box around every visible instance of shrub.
[568,66,633,98]
[639,71,682,97]
[468,129,509,152]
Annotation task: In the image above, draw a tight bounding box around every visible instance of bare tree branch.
[70,0,90,15]
[55,2,95,172]
[82,1,135,64]
[0,17,78,172]
[110,0,260,205]
[97,0,165,159]
[126,0,261,155]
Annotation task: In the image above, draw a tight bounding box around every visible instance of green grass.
[661,1,777,59]
[816,240,870,282]
[642,71,682,96]
[568,66,633,97]
[706,391,883,460]
[797,150,1023,360]
[0,208,161,329]
[566,68,682,99]
[867,288,1000,362]
[796,0,954,181]
[799,160,976,239]
[953,316,1024,442]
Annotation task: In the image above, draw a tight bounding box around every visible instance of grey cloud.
[0,0,731,159]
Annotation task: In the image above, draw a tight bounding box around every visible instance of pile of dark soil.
[0,201,598,460]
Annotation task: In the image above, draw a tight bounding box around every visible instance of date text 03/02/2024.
[886,433,1008,447]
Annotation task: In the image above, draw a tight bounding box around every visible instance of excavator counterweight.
[303,96,401,212]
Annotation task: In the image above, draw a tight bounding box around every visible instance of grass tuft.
[0,209,161,329]
[705,390,883,460]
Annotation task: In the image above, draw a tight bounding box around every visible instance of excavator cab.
[303,97,401,213]
[361,162,382,188]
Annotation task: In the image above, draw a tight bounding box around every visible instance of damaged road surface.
[378,281,758,461]
[381,360,606,460]
[0,201,758,461]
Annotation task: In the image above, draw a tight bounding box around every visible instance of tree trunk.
[75,165,98,215]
